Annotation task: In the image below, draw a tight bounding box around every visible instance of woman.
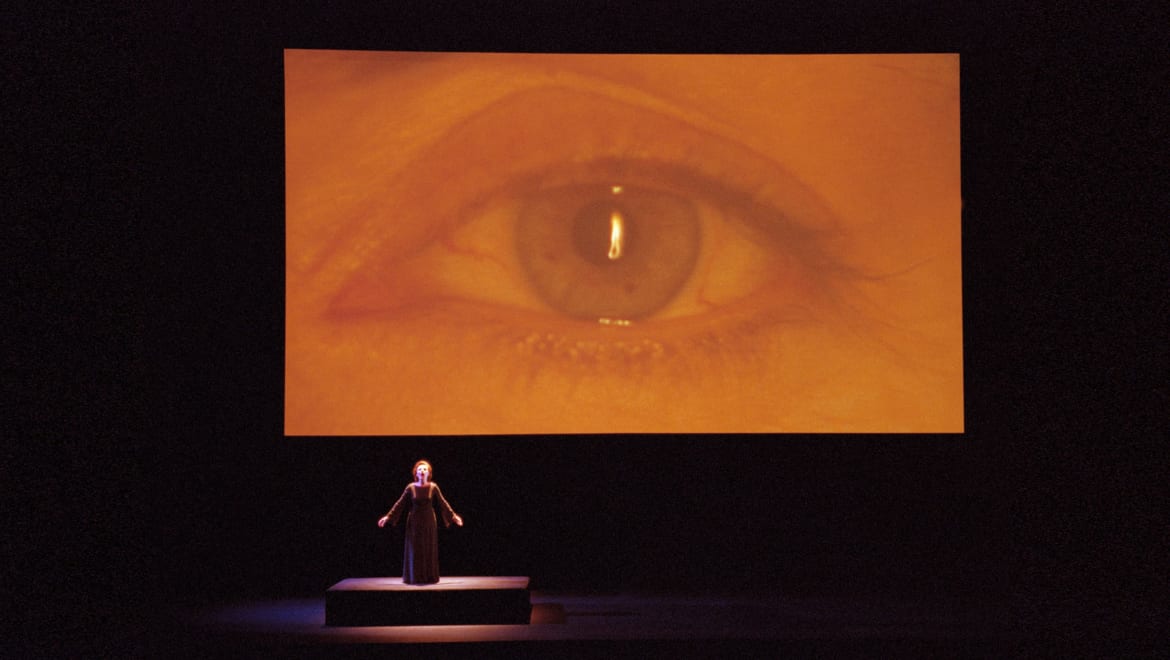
[378,460,464,584]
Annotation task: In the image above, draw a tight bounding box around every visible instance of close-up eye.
[285,52,963,434]
[328,86,848,366]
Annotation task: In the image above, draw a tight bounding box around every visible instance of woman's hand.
[452,514,463,527]
[377,516,389,527]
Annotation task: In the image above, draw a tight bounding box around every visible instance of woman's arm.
[377,485,412,527]
[432,484,463,527]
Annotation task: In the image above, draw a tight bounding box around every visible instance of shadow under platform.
[325,576,532,626]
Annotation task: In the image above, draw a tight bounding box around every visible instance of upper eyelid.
[504,156,829,255]
[336,85,846,276]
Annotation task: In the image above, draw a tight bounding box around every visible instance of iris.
[515,183,702,320]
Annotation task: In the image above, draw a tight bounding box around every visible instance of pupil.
[571,201,629,266]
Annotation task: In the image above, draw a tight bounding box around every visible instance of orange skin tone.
[285,52,962,434]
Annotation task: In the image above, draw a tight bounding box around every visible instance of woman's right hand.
[377,516,389,527]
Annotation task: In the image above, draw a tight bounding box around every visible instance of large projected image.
[285,51,962,435]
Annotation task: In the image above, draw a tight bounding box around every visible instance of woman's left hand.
[452,514,463,527]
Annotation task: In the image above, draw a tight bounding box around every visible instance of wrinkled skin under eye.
[516,184,701,320]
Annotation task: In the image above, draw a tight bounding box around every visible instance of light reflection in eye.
[605,208,623,261]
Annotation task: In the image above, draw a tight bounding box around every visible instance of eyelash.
[377,295,814,390]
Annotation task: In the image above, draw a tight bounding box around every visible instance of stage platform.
[325,576,532,626]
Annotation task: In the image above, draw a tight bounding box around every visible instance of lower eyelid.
[366,286,825,378]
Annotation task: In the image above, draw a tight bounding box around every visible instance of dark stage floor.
[143,588,1011,654]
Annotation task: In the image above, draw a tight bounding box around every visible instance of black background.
[10,1,1164,650]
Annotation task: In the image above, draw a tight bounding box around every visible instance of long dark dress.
[384,482,458,585]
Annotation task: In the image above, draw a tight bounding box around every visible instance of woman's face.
[415,463,431,482]
[284,52,963,434]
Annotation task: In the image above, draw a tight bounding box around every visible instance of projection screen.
[285,51,963,435]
